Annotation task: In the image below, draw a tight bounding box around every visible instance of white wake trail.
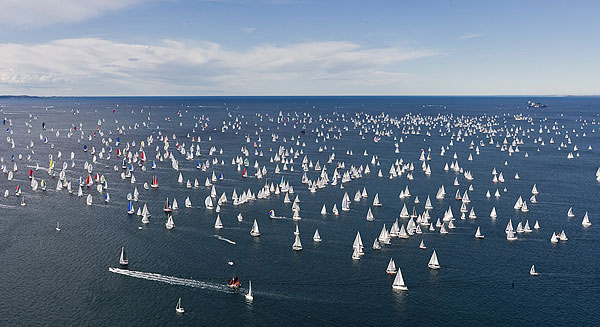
[214,235,237,244]
[109,267,231,293]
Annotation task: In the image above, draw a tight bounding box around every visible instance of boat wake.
[108,267,318,302]
[109,267,232,293]
[214,235,237,244]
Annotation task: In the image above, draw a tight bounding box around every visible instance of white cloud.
[459,32,484,41]
[0,0,147,27]
[242,27,256,34]
[0,38,435,95]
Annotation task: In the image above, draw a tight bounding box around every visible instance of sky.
[0,0,598,96]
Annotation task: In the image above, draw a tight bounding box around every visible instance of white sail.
[391,267,407,290]
[165,215,175,229]
[351,246,360,260]
[176,298,184,313]
[475,226,484,239]
[313,229,321,242]
[529,264,539,276]
[245,281,254,301]
[386,258,397,274]
[582,211,591,227]
[372,193,382,206]
[366,208,374,221]
[250,219,260,236]
[292,234,302,251]
[372,238,381,250]
[120,247,129,265]
[428,250,440,269]
[214,215,223,229]
[205,196,213,209]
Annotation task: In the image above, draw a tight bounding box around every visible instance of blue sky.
[0,0,598,96]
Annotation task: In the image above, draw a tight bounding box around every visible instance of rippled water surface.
[0,96,598,326]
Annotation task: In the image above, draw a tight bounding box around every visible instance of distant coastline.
[1,94,598,98]
[0,95,54,99]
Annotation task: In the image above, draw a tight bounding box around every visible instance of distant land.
[0,94,599,98]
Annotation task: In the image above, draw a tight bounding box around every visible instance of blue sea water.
[0,96,598,326]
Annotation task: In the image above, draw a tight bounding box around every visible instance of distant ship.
[527,100,547,108]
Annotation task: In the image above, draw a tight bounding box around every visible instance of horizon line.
[2,94,599,98]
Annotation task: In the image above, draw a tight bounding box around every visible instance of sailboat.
[582,211,591,227]
[475,226,484,239]
[165,215,175,229]
[372,193,382,206]
[245,281,254,301]
[391,267,408,290]
[86,194,93,206]
[119,247,129,266]
[372,238,381,250]
[428,250,440,269]
[55,221,61,231]
[529,265,539,276]
[292,234,302,251]
[163,198,172,212]
[127,201,135,214]
[351,246,361,260]
[419,239,426,249]
[313,229,322,242]
[250,219,260,236]
[175,298,185,314]
[386,258,397,274]
[559,230,568,241]
[20,195,26,206]
[366,208,374,221]
[205,196,214,209]
[214,215,223,229]
[567,207,575,218]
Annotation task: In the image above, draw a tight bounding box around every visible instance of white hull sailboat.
[386,258,397,274]
[529,264,539,276]
[250,219,260,237]
[391,267,408,291]
[175,298,184,314]
[245,280,254,301]
[313,229,322,242]
[582,212,591,227]
[165,215,175,229]
[119,247,128,266]
[475,226,484,239]
[428,250,440,269]
[292,234,302,251]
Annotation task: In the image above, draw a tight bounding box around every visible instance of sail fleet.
[0,100,597,315]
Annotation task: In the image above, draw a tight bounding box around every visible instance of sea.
[0,96,598,326]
